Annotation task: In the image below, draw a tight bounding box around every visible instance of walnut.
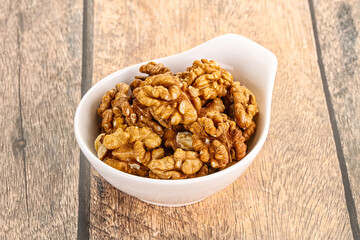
[176,132,194,151]
[243,120,256,141]
[102,126,161,165]
[95,59,258,179]
[133,74,197,127]
[149,171,161,179]
[102,127,130,150]
[163,129,177,150]
[139,72,182,88]
[163,129,194,151]
[97,88,116,117]
[97,143,108,160]
[98,84,129,133]
[148,149,202,179]
[189,113,247,168]
[181,83,202,113]
[132,63,171,90]
[230,81,258,129]
[111,83,130,119]
[139,62,170,76]
[199,98,225,118]
[130,78,143,91]
[195,164,208,177]
[102,82,163,136]
[101,109,114,134]
[104,158,148,177]
[122,99,164,136]
[94,133,105,152]
[186,164,210,178]
[148,155,184,179]
[113,117,127,130]
[151,148,165,159]
[175,149,203,175]
[94,133,109,160]
[180,59,233,100]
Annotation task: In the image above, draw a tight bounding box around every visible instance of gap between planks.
[308,0,360,239]
[77,0,94,239]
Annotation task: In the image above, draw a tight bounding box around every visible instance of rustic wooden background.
[1,0,359,239]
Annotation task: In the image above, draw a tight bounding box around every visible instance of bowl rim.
[74,33,278,185]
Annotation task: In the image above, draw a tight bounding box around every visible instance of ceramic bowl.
[74,34,277,207]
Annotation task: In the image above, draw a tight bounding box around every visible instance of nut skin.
[163,129,177,151]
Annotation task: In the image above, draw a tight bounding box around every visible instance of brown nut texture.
[122,100,164,136]
[163,129,194,151]
[180,59,233,100]
[199,98,225,118]
[105,82,164,136]
[148,149,203,179]
[98,88,116,117]
[102,126,161,165]
[242,120,256,141]
[133,74,197,126]
[95,59,258,179]
[111,83,130,119]
[190,113,247,168]
[231,81,258,129]
[101,109,114,134]
[139,62,170,76]
[97,84,129,133]
[104,158,148,177]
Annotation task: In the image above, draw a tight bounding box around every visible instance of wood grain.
[89,0,353,239]
[313,0,360,228]
[0,0,83,239]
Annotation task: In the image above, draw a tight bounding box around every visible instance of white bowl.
[74,34,277,207]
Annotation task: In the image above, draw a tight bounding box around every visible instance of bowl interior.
[75,34,277,175]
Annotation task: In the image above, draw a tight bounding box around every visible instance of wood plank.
[0,0,83,238]
[90,0,353,239]
[313,0,360,230]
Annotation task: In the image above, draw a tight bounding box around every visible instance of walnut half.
[133,73,198,127]
[180,59,233,100]
[190,113,247,168]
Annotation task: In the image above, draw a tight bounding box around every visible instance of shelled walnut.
[179,59,233,100]
[189,113,247,168]
[148,149,203,179]
[133,73,197,126]
[94,59,259,179]
[230,81,258,129]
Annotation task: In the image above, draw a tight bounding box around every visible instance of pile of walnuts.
[94,59,258,179]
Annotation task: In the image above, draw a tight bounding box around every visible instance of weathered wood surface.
[89,0,353,239]
[1,0,359,239]
[313,0,360,228]
[0,0,83,239]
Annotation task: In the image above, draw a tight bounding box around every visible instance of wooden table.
[1,0,359,239]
